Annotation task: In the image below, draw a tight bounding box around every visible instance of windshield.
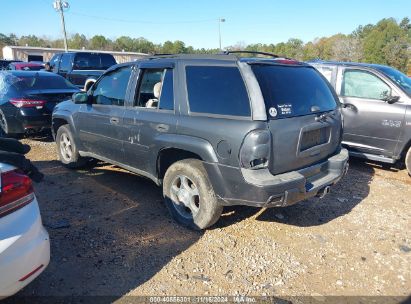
[252,65,337,119]
[374,66,411,97]
[73,53,116,70]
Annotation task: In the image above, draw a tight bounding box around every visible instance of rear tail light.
[9,98,46,108]
[0,170,34,218]
[240,130,271,170]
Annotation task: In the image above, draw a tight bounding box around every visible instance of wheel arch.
[155,134,219,180]
[400,138,411,161]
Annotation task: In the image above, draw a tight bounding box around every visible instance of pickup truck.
[309,60,411,176]
[48,52,117,91]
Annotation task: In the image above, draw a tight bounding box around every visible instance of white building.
[2,45,147,63]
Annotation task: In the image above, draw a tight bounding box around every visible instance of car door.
[123,63,177,175]
[338,67,406,157]
[58,53,73,79]
[49,54,61,73]
[76,65,133,163]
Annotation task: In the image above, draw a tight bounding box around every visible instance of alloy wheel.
[169,174,200,219]
[60,133,73,162]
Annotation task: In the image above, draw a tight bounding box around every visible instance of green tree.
[133,37,155,53]
[68,33,88,49]
[362,18,410,71]
[18,35,46,47]
[114,36,134,51]
[89,35,108,50]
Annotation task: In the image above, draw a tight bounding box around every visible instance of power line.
[66,11,217,25]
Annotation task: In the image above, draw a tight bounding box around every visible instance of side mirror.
[72,92,90,104]
[385,95,400,104]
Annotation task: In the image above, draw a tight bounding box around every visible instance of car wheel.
[0,113,7,137]
[406,147,411,177]
[0,110,10,137]
[56,124,87,168]
[0,110,22,139]
[163,159,223,230]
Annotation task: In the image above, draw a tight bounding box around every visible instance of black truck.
[48,52,117,91]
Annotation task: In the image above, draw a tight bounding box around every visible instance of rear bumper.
[7,112,51,134]
[204,148,349,208]
[0,199,50,299]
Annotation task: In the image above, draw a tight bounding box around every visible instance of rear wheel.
[405,147,411,177]
[0,110,20,138]
[56,124,88,168]
[0,111,7,137]
[163,159,223,230]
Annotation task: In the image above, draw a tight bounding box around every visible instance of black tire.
[163,159,223,230]
[56,124,88,168]
[0,110,21,138]
[406,147,411,177]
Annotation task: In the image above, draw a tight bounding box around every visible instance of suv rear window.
[74,53,116,70]
[186,66,251,117]
[252,65,337,119]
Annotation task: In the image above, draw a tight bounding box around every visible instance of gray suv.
[309,60,411,175]
[52,53,349,230]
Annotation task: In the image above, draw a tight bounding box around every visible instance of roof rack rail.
[150,53,175,56]
[221,50,279,58]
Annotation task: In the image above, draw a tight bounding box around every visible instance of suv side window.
[59,53,72,73]
[185,66,251,117]
[92,66,132,106]
[342,69,391,100]
[135,68,174,110]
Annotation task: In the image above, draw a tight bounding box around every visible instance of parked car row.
[0,61,44,71]
[1,51,410,298]
[0,60,22,70]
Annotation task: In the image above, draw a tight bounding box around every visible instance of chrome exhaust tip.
[317,186,331,199]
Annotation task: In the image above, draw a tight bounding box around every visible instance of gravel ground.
[6,136,411,302]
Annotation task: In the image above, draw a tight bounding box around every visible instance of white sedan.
[0,162,50,299]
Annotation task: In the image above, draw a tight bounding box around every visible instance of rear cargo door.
[251,64,342,175]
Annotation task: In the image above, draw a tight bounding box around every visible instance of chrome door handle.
[156,124,168,132]
[110,117,119,124]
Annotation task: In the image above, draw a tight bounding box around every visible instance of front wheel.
[405,147,411,177]
[56,124,88,168]
[163,159,223,230]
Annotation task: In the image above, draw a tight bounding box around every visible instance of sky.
[0,0,410,49]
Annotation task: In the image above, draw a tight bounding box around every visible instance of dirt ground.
[7,136,411,302]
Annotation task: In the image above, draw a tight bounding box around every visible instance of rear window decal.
[277,103,292,115]
[269,107,278,117]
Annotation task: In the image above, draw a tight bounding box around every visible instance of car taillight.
[0,170,34,218]
[9,98,46,108]
[239,130,271,170]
